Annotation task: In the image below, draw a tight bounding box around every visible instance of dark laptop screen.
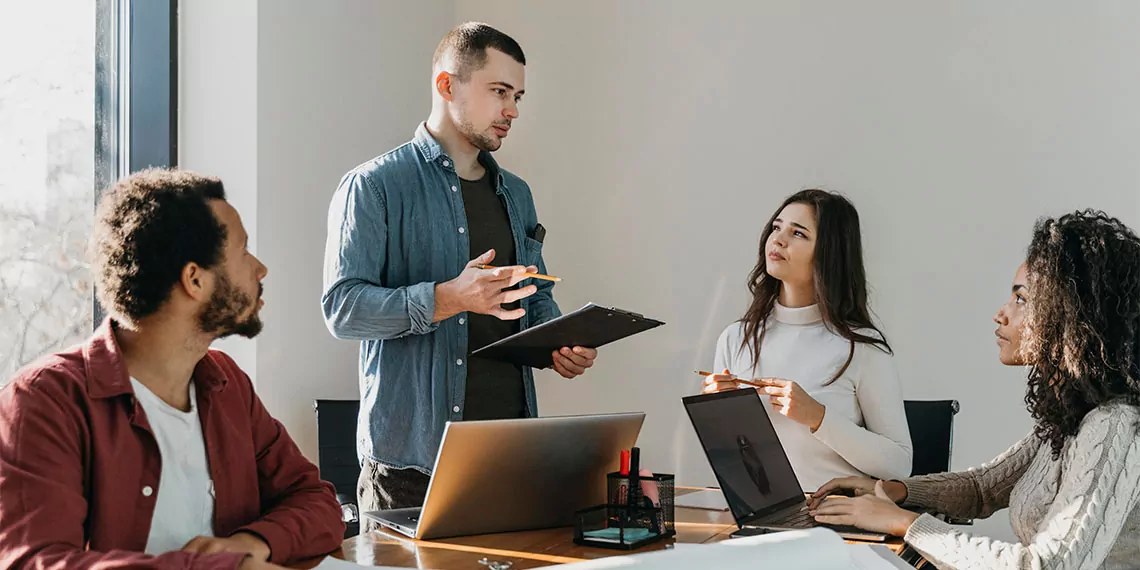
[683,389,803,523]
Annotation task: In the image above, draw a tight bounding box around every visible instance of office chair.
[904,400,959,476]
[314,399,362,539]
[904,399,970,526]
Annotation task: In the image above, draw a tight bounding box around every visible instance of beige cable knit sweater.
[899,402,1140,569]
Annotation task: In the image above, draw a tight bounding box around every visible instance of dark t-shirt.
[460,172,526,421]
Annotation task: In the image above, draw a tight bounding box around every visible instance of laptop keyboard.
[779,504,816,528]
[752,504,878,537]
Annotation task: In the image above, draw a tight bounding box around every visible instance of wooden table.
[292,488,908,568]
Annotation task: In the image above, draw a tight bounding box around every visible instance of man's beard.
[458,116,504,152]
[198,272,263,339]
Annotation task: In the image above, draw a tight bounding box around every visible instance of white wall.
[254,0,456,461]
[181,0,456,460]
[180,0,260,377]
[457,0,1140,540]
[183,0,1140,542]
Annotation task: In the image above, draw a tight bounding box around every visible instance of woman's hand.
[701,369,742,393]
[755,378,826,431]
[809,480,919,537]
[808,477,875,510]
[809,477,908,509]
[701,374,827,432]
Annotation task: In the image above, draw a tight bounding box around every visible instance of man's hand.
[182,532,270,561]
[434,249,538,322]
[238,558,288,570]
[551,347,596,378]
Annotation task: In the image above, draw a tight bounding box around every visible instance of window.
[0,0,176,381]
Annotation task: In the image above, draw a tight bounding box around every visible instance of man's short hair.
[432,22,525,81]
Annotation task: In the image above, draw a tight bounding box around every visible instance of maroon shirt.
[0,320,345,569]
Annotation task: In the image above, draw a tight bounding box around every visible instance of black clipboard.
[470,303,665,369]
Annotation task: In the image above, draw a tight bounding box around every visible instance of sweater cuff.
[898,477,940,510]
[903,513,956,555]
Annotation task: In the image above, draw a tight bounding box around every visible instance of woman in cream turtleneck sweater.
[811,210,1140,570]
[702,189,913,491]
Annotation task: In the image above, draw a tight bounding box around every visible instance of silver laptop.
[683,389,888,542]
[364,412,645,540]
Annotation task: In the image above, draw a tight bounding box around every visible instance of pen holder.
[572,473,676,550]
[606,472,674,515]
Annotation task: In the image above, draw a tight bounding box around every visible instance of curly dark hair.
[1023,209,1140,458]
[91,168,227,326]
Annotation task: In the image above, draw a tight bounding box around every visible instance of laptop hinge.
[740,495,807,526]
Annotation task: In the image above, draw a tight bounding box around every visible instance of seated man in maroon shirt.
[0,169,345,569]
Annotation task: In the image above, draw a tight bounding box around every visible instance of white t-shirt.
[130,378,215,554]
[713,303,913,491]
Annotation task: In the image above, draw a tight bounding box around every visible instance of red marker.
[617,449,631,504]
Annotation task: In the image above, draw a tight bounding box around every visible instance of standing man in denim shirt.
[322,23,598,524]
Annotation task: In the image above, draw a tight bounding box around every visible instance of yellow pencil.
[477,264,562,282]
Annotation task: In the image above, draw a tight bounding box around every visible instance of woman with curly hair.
[807,210,1140,569]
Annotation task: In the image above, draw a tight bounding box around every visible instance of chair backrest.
[314,399,361,499]
[904,400,959,477]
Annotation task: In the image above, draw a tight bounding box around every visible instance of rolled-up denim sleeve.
[322,171,439,341]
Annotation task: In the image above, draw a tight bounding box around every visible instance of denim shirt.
[322,123,561,472]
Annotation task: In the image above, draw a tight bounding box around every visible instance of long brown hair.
[739,189,891,385]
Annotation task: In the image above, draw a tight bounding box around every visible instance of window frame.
[93,0,178,325]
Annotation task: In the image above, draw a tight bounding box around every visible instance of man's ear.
[180,263,210,302]
[435,70,455,101]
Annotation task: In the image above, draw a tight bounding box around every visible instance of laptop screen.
[683,389,804,523]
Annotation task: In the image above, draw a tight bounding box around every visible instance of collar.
[412,122,505,187]
[83,318,228,399]
[773,302,823,325]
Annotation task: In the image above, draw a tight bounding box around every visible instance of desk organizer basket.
[572,472,675,550]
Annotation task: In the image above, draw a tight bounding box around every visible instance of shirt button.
[458,227,465,234]
[442,160,450,167]
[142,485,154,497]
[456,359,463,366]
[453,405,461,413]
[451,185,457,192]
[458,318,465,325]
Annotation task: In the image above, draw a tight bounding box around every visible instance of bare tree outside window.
[1,1,96,382]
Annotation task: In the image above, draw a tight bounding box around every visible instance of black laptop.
[682,389,888,542]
